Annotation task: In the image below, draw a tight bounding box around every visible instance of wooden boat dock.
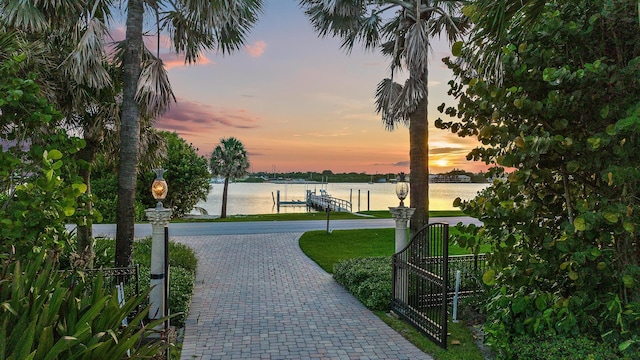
[306,190,352,212]
[273,189,352,213]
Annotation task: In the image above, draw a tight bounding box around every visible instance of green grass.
[377,312,484,360]
[299,228,489,273]
[174,209,466,222]
[299,227,488,360]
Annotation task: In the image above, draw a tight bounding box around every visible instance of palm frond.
[62,16,112,89]
[162,9,214,64]
[403,20,430,76]
[163,0,263,59]
[1,0,48,32]
[138,126,167,171]
[136,53,176,118]
[392,76,426,122]
[354,11,382,50]
[301,0,379,52]
[375,77,404,130]
[464,0,545,82]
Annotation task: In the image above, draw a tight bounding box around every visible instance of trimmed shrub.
[496,335,624,360]
[132,237,198,273]
[333,256,392,311]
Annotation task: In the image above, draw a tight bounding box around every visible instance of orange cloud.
[245,40,267,58]
[162,53,213,69]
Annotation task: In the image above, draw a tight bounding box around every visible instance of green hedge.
[496,335,624,360]
[333,256,392,311]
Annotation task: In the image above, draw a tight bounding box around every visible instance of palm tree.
[300,0,468,235]
[116,0,263,267]
[209,137,250,219]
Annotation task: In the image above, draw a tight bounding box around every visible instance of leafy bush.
[438,0,640,354]
[0,256,167,358]
[91,169,146,223]
[94,197,146,223]
[137,131,211,218]
[333,257,392,311]
[0,53,90,261]
[132,237,198,273]
[496,335,624,360]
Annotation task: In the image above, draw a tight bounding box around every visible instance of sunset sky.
[143,1,485,174]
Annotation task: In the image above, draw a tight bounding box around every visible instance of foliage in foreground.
[439,0,640,355]
[0,256,167,359]
[0,50,92,261]
[496,335,621,360]
[333,257,392,311]
[74,237,197,328]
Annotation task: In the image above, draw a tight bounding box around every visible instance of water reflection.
[193,182,489,217]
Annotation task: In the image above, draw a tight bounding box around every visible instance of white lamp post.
[145,169,171,324]
[389,173,415,252]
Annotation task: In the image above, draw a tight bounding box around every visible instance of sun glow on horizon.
[434,159,449,168]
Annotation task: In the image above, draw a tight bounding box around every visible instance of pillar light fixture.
[151,168,168,208]
[395,172,409,207]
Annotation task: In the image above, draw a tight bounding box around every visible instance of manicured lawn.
[377,312,484,360]
[299,227,489,273]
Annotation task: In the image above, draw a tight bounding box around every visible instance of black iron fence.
[447,254,487,301]
[392,223,488,350]
[392,223,449,349]
[66,265,141,310]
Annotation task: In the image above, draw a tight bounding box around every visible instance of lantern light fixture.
[395,172,409,207]
[151,168,168,208]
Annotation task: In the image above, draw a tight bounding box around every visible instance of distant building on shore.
[429,174,471,183]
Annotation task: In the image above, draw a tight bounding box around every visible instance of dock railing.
[306,191,352,212]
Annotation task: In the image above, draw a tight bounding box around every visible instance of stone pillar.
[389,206,416,253]
[145,207,172,321]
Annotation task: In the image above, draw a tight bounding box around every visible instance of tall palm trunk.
[221,176,230,218]
[115,0,144,268]
[409,70,430,236]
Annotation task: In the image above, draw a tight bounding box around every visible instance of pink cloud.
[245,40,267,58]
[162,53,213,69]
[155,99,261,153]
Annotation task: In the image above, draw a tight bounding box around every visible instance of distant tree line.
[245,169,488,183]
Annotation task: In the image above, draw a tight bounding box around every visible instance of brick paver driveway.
[175,233,432,360]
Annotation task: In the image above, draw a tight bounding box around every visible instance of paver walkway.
[175,233,433,360]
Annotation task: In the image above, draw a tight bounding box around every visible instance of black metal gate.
[392,223,449,349]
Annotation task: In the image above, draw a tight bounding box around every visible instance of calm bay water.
[193,182,489,216]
